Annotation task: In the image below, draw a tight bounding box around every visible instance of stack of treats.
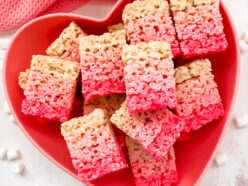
[18,0,228,185]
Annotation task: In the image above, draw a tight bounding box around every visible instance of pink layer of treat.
[121,107,182,161]
[60,42,80,63]
[22,99,72,122]
[64,123,127,182]
[127,140,178,186]
[22,70,76,122]
[181,102,224,132]
[126,11,180,57]
[124,58,177,114]
[81,46,125,101]
[173,2,228,58]
[175,74,224,132]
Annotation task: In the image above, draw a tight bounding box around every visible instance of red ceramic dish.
[2,0,240,185]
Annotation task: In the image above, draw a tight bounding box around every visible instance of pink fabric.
[0,0,90,30]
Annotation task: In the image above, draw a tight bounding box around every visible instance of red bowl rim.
[2,0,240,184]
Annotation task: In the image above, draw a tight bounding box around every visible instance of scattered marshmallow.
[235,115,248,128]
[0,49,6,60]
[7,149,21,160]
[240,40,248,53]
[242,32,248,43]
[3,101,11,114]
[9,114,16,124]
[0,38,11,49]
[11,162,25,174]
[215,152,228,166]
[0,147,7,160]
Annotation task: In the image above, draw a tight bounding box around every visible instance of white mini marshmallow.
[240,40,248,53]
[11,162,25,174]
[0,49,6,60]
[7,149,21,160]
[215,152,228,166]
[0,147,7,160]
[0,38,11,49]
[235,115,248,128]
[242,32,248,43]
[9,114,16,124]
[3,101,11,114]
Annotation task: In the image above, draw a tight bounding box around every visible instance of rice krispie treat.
[84,94,126,148]
[22,55,80,122]
[79,30,126,101]
[46,21,87,62]
[123,0,181,57]
[110,101,183,162]
[171,0,228,58]
[174,58,224,132]
[122,41,177,114]
[126,137,178,186]
[61,109,127,182]
[18,22,85,90]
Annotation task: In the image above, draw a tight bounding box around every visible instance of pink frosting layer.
[124,58,177,114]
[173,2,228,58]
[22,70,77,122]
[125,11,181,57]
[64,123,127,182]
[81,46,125,100]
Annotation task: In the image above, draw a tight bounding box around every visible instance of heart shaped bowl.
[3,0,240,185]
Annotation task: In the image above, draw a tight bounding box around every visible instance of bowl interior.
[3,1,239,186]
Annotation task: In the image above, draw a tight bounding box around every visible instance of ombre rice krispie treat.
[61,109,128,182]
[122,41,177,114]
[46,21,87,62]
[22,55,80,122]
[171,0,228,58]
[83,94,126,147]
[18,22,85,90]
[110,101,183,162]
[79,30,126,101]
[174,58,224,132]
[123,0,181,57]
[126,137,178,186]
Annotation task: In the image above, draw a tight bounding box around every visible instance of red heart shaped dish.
[3,0,240,185]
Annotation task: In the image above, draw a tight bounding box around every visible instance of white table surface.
[0,0,248,186]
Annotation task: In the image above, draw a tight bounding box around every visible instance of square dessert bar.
[174,58,224,132]
[110,101,183,162]
[123,0,181,57]
[22,55,80,122]
[84,94,126,148]
[18,22,85,91]
[171,0,228,58]
[126,137,178,186]
[61,109,127,182]
[79,30,126,101]
[122,41,177,114]
[46,21,87,62]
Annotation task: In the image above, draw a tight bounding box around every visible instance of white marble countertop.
[0,0,248,186]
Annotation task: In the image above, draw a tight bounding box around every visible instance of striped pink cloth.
[0,0,90,30]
